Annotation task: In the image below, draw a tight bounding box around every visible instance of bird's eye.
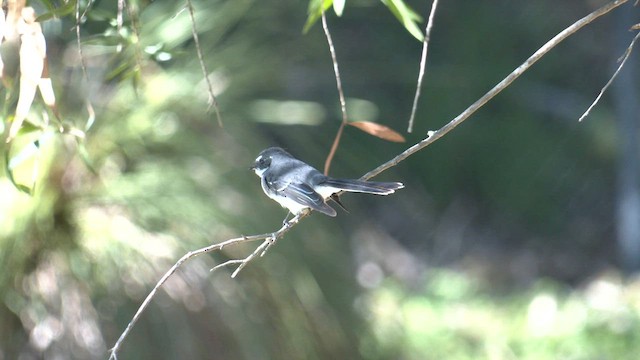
[257,156,270,168]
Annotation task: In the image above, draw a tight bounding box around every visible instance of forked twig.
[212,212,307,277]
[108,213,306,359]
[109,1,628,358]
[185,0,224,127]
[407,0,440,133]
[579,31,640,121]
[322,11,348,175]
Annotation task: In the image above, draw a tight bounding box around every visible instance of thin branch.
[109,1,627,358]
[185,0,224,127]
[126,4,144,78]
[322,11,348,175]
[222,239,272,277]
[75,0,89,82]
[217,212,307,277]
[579,30,640,121]
[75,1,97,132]
[407,0,440,133]
[362,0,630,180]
[117,0,124,36]
[108,213,305,359]
[324,121,346,175]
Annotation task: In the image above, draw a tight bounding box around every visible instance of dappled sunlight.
[79,205,179,261]
[249,99,326,125]
[14,254,107,358]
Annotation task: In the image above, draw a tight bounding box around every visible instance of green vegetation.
[1,0,637,359]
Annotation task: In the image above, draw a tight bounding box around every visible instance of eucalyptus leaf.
[36,0,78,22]
[76,140,97,174]
[4,143,33,195]
[381,0,424,41]
[303,0,333,34]
[333,0,345,17]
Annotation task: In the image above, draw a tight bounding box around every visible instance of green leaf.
[76,140,97,174]
[4,143,33,195]
[380,0,424,41]
[303,0,333,34]
[333,0,345,17]
[36,0,78,22]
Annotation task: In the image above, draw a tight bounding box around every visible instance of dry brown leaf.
[348,121,406,143]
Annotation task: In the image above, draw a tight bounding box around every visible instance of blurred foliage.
[360,270,640,360]
[0,0,638,359]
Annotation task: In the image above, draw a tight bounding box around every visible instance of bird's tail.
[322,178,404,195]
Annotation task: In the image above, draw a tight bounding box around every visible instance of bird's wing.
[266,178,337,216]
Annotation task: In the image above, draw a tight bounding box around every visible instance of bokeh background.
[1,0,640,359]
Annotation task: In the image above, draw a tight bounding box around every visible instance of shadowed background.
[1,0,639,359]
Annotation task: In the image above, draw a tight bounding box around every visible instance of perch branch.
[108,213,306,359]
[407,0,440,133]
[362,0,629,180]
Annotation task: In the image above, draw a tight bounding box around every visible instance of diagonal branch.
[407,0,440,133]
[108,212,306,360]
[363,0,630,180]
[108,1,628,358]
[579,30,640,122]
[185,0,224,127]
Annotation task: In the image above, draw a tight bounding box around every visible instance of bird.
[251,147,404,217]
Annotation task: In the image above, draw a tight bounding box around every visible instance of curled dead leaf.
[348,121,406,143]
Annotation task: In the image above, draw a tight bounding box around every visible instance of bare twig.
[75,0,89,82]
[363,0,629,180]
[214,212,307,277]
[322,11,348,175]
[117,0,124,35]
[114,0,143,78]
[579,31,640,121]
[75,0,97,132]
[108,213,305,359]
[109,1,627,358]
[125,4,144,78]
[185,0,224,127]
[407,0,440,133]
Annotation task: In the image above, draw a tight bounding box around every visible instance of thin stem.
[324,121,346,175]
[186,0,224,127]
[75,1,97,131]
[407,0,440,133]
[75,1,89,83]
[321,11,348,175]
[579,31,640,122]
